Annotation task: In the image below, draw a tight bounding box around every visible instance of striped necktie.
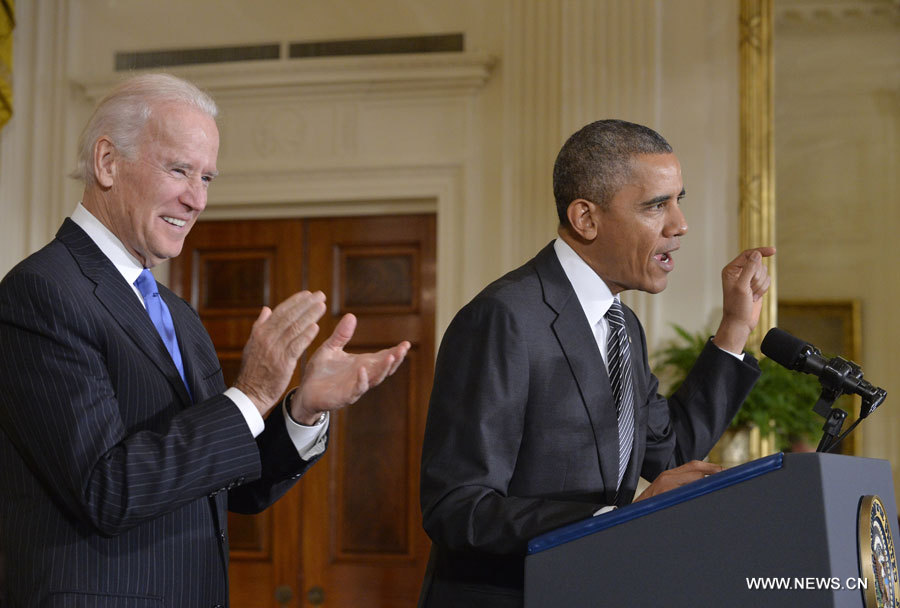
[134,269,191,397]
[606,299,634,488]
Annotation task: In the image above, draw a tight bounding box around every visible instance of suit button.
[213,604,224,608]
[218,529,226,542]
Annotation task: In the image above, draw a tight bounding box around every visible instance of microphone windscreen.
[761,327,808,370]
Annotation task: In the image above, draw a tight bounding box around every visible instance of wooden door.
[300,216,435,608]
[170,215,435,608]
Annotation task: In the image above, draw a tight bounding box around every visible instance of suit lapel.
[533,243,620,505]
[57,219,193,406]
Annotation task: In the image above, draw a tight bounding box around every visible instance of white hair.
[72,73,218,185]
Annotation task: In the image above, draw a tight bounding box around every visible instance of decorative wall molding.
[0,0,73,275]
[499,0,663,334]
[739,0,776,349]
[76,52,496,102]
[775,0,900,22]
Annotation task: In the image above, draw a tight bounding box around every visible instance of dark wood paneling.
[337,358,411,557]
[228,510,272,557]
[341,248,415,311]
[171,214,435,608]
[200,254,271,311]
[303,215,435,607]
[172,219,305,608]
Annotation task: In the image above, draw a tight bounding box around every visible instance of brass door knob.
[274,585,294,606]
[307,585,325,606]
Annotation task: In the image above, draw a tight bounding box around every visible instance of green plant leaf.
[652,325,823,451]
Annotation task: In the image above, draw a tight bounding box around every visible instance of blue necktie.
[606,299,635,489]
[134,269,191,396]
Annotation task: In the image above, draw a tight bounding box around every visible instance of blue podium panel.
[525,453,899,608]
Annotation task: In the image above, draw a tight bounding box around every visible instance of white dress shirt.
[553,237,743,516]
[553,238,618,370]
[71,203,328,459]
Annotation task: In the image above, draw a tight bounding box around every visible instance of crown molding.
[73,51,496,102]
[775,0,900,22]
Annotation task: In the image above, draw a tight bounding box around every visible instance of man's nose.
[665,204,688,237]
[181,177,208,212]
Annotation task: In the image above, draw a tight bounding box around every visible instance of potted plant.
[653,325,824,464]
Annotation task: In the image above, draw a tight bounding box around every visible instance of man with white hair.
[0,73,409,606]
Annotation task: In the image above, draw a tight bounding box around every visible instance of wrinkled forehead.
[139,102,219,158]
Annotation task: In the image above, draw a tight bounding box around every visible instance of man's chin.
[145,248,182,269]
[641,277,669,294]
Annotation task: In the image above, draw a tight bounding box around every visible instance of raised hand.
[713,246,775,354]
[234,291,327,416]
[291,313,411,425]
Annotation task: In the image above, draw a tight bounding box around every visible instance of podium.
[525,453,899,607]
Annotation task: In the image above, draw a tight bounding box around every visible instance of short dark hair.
[552,119,673,225]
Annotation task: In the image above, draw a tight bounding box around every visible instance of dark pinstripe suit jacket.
[0,220,323,607]
[419,243,760,607]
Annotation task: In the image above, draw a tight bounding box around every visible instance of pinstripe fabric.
[605,300,634,489]
[0,220,324,607]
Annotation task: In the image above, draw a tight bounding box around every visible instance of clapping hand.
[290,313,411,424]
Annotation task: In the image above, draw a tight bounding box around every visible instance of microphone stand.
[812,388,846,453]
[822,390,887,453]
[810,356,861,453]
[808,356,887,453]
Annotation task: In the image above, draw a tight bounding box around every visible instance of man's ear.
[566,198,599,241]
[93,137,117,189]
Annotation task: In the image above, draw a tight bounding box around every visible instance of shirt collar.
[70,203,145,288]
[553,237,617,328]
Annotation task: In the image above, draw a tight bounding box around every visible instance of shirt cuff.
[224,386,265,437]
[713,341,745,361]
[282,390,329,460]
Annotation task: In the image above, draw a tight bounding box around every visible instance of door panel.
[172,219,305,608]
[300,215,434,607]
[171,215,434,608]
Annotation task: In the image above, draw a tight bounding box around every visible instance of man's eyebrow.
[168,161,218,178]
[642,189,686,207]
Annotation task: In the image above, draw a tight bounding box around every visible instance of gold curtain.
[0,0,14,131]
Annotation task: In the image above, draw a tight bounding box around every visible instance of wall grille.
[115,34,464,71]
[115,44,280,71]
[289,33,463,58]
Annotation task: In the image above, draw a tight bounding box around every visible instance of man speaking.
[419,119,773,607]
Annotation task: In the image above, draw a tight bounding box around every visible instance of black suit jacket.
[0,220,323,607]
[419,243,760,607]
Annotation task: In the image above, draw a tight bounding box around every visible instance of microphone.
[761,327,886,418]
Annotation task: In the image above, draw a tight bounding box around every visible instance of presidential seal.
[859,495,900,608]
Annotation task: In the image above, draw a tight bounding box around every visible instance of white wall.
[0,0,741,352]
[0,0,748,424]
[774,4,900,473]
